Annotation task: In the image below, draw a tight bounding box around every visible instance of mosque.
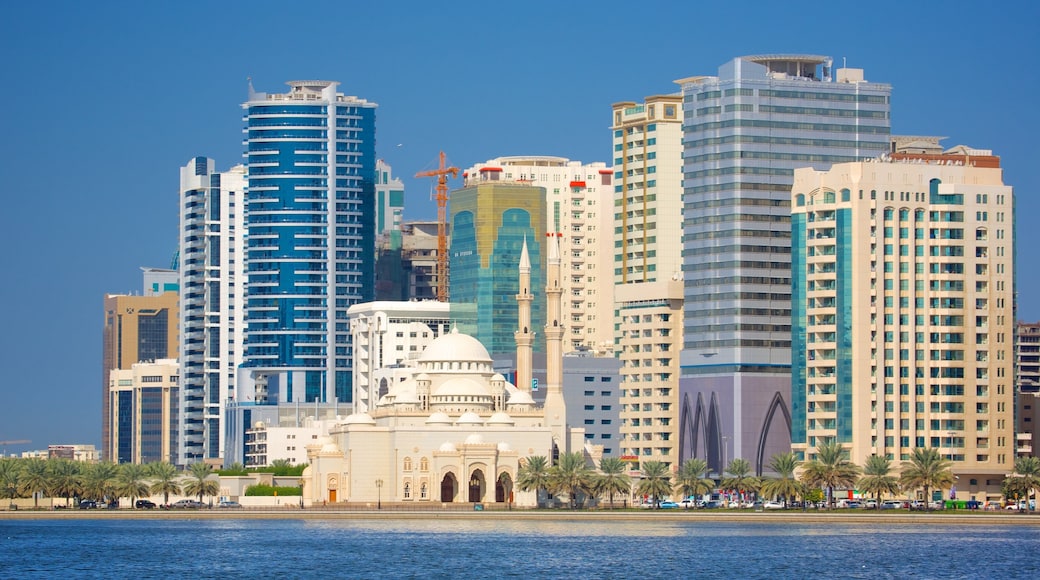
[301,234,590,507]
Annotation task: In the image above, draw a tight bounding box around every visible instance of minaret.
[542,232,567,451]
[514,237,534,396]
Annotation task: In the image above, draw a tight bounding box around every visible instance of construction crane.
[415,151,459,302]
[0,439,30,456]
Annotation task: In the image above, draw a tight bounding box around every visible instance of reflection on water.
[1,518,1038,579]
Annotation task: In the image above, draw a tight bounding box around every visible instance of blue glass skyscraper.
[240,80,377,405]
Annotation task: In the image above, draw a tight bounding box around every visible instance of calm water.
[0,518,1037,579]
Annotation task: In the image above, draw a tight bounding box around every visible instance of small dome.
[457,412,484,425]
[321,441,341,454]
[419,328,492,363]
[253,421,265,429]
[464,433,485,445]
[394,389,419,404]
[491,373,506,382]
[497,441,513,452]
[487,411,515,425]
[415,372,430,382]
[426,412,452,425]
[438,441,457,452]
[507,390,535,405]
[343,413,376,425]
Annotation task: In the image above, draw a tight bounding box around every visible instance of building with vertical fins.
[449,180,546,354]
[677,56,892,475]
[301,234,589,507]
[178,157,246,463]
[102,289,179,461]
[238,80,377,408]
[791,142,1014,501]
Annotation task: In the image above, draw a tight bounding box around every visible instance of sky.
[1,0,1037,455]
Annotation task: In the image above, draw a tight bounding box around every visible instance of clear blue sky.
[1,0,1037,455]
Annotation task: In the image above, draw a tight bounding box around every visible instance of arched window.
[420,457,429,472]
[420,482,428,499]
[795,193,805,207]
[403,482,411,499]
[403,457,412,472]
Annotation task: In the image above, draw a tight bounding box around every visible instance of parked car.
[218,500,242,509]
[928,500,945,510]
[78,500,98,510]
[135,500,157,509]
[763,501,784,510]
[172,499,204,509]
[658,501,680,509]
[881,500,905,510]
[704,500,725,509]
[863,499,878,509]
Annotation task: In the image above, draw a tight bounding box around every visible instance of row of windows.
[693,88,888,104]
[685,134,889,150]
[685,119,890,135]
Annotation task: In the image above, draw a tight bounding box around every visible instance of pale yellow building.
[791,143,1014,501]
[108,359,179,464]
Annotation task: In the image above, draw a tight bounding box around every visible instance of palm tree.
[182,462,220,505]
[147,462,181,507]
[549,452,594,508]
[1005,456,1040,512]
[19,458,50,508]
[517,456,552,507]
[721,458,761,504]
[800,441,861,509]
[899,447,954,508]
[674,458,714,507]
[115,464,150,508]
[858,455,900,510]
[82,462,120,503]
[636,461,672,508]
[592,457,632,509]
[0,458,24,504]
[48,459,83,508]
[759,452,803,507]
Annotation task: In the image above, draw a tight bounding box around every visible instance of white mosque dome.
[491,373,506,382]
[415,372,430,382]
[438,441,457,452]
[419,328,492,363]
[426,412,453,425]
[321,441,341,454]
[507,390,535,405]
[343,413,376,425]
[457,412,484,425]
[436,377,491,398]
[464,433,485,445]
[487,411,515,425]
[497,441,513,452]
[394,388,419,404]
[254,421,266,429]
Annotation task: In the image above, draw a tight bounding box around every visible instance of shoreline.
[3,509,1039,525]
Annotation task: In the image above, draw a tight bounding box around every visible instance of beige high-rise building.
[791,142,1014,501]
[611,95,683,285]
[616,277,684,470]
[461,157,615,354]
[108,359,180,464]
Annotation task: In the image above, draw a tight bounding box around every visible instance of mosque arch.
[468,469,486,503]
[754,391,792,476]
[440,472,458,502]
[496,472,513,503]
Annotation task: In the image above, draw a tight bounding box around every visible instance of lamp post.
[375,479,383,510]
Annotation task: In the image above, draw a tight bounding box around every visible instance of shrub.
[244,484,302,497]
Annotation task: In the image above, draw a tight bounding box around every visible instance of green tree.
[82,462,120,503]
[115,463,150,507]
[674,458,715,507]
[516,456,552,507]
[549,452,594,508]
[1005,456,1040,512]
[182,462,220,505]
[48,459,83,508]
[592,457,632,509]
[19,458,50,508]
[858,455,900,510]
[800,441,861,509]
[636,461,672,508]
[218,462,248,476]
[0,459,23,503]
[721,458,761,504]
[759,452,803,506]
[147,462,181,507]
[899,447,954,508]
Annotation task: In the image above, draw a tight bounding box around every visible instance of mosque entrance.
[468,469,485,503]
[495,473,513,503]
[440,473,458,502]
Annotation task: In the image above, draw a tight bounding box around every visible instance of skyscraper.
[239,80,377,406]
[178,157,246,463]
[791,143,1014,500]
[677,56,891,474]
[449,180,546,354]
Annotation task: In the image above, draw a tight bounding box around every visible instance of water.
[1,517,1037,579]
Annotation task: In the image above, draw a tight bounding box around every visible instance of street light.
[375,479,383,510]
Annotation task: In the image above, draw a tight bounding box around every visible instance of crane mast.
[415,151,459,302]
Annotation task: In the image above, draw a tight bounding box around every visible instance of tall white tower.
[514,238,534,396]
[542,232,568,451]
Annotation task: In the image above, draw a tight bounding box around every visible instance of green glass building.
[450,181,546,354]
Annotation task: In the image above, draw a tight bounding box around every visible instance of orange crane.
[415,151,459,302]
